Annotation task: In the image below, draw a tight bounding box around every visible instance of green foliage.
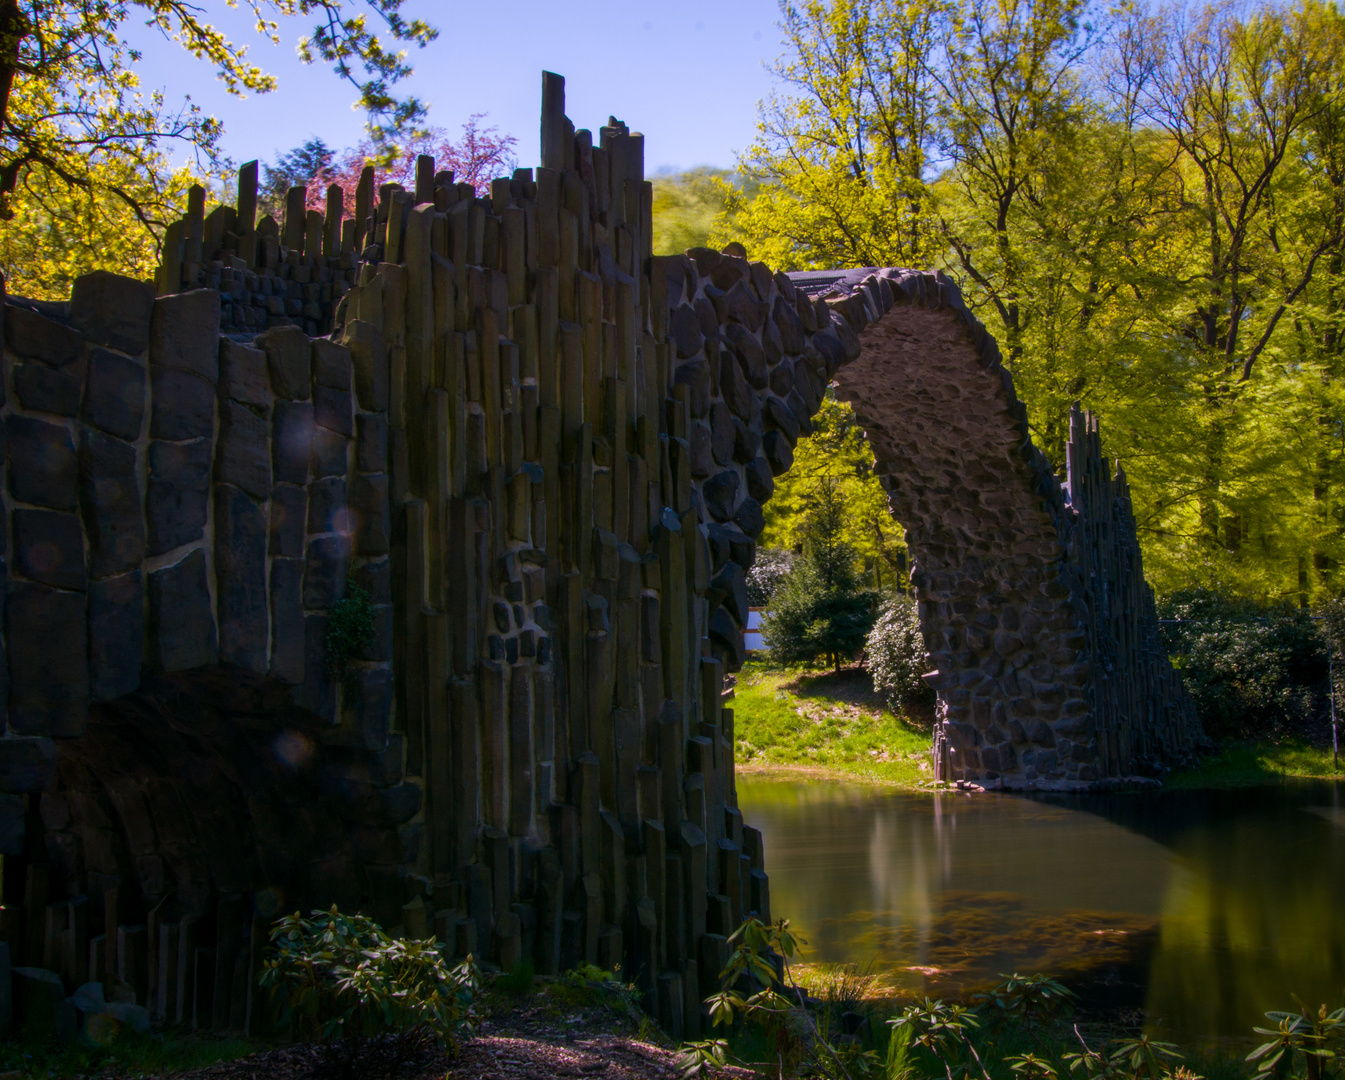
[1248,999,1345,1080]
[1157,589,1326,739]
[260,905,478,1072]
[762,479,880,670]
[717,0,1345,605]
[762,396,907,590]
[866,596,934,710]
[326,584,375,690]
[499,958,535,997]
[651,168,739,256]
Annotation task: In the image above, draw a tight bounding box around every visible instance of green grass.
[1166,738,1344,789]
[731,659,935,787]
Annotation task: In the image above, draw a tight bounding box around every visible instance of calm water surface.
[737,776,1345,1044]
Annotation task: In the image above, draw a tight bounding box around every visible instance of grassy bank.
[731,660,935,787]
[1166,738,1342,788]
[732,660,1343,791]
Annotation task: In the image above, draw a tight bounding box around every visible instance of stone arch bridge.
[0,74,1196,1036]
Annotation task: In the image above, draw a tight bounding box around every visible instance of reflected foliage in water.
[738,778,1345,1043]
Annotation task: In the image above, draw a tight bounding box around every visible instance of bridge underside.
[0,73,1198,1037]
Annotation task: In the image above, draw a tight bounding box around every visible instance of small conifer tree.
[761,479,879,670]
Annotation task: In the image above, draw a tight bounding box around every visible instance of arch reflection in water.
[737,776,1345,1043]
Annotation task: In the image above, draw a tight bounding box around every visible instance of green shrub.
[260,906,478,1076]
[1157,589,1326,740]
[326,585,375,689]
[866,595,934,710]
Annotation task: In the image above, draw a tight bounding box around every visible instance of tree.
[264,115,519,219]
[761,393,908,590]
[0,0,438,241]
[761,478,880,670]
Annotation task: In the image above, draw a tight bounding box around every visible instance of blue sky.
[128,0,786,176]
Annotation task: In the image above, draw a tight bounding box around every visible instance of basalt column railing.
[0,71,1199,1039]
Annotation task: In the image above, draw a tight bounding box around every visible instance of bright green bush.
[260,906,478,1073]
[866,595,934,710]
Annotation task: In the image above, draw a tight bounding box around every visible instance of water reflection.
[738,777,1345,1043]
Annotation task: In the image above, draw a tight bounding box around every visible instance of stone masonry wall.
[0,71,1199,1039]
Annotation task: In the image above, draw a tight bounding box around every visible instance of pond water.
[737,775,1345,1045]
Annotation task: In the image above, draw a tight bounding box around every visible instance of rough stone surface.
[273,401,314,485]
[82,348,145,440]
[80,428,143,578]
[4,305,81,365]
[70,272,156,355]
[6,581,87,735]
[219,340,271,412]
[87,571,143,702]
[150,367,214,441]
[14,361,81,416]
[258,325,311,400]
[216,399,271,500]
[147,549,217,672]
[214,485,268,673]
[149,289,220,381]
[13,509,86,591]
[8,415,76,510]
[146,438,211,556]
[0,736,58,793]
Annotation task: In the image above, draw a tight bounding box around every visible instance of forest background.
[5,0,1345,608]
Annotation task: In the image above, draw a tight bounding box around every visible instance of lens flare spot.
[274,730,313,769]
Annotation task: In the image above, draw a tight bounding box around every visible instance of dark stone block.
[361,604,393,661]
[355,414,387,473]
[725,325,767,388]
[82,348,145,440]
[702,470,740,524]
[4,305,81,365]
[708,606,745,673]
[769,357,796,399]
[345,320,388,412]
[214,485,268,674]
[257,325,310,400]
[711,562,750,628]
[732,419,760,465]
[312,340,352,391]
[0,794,22,854]
[734,497,764,539]
[348,666,392,750]
[272,401,314,485]
[13,509,85,590]
[350,473,389,556]
[303,535,349,610]
[218,340,270,412]
[70,271,156,355]
[294,614,334,722]
[80,428,143,578]
[6,580,87,735]
[306,477,346,535]
[146,438,211,556]
[215,399,271,501]
[379,783,422,825]
[762,429,794,477]
[8,416,76,510]
[669,305,703,359]
[149,290,220,381]
[745,456,774,503]
[149,367,213,441]
[0,736,56,794]
[270,557,305,684]
[148,548,216,671]
[311,427,348,479]
[268,483,307,558]
[772,296,806,355]
[14,361,81,415]
[764,395,799,443]
[725,281,768,331]
[352,558,391,605]
[88,571,143,702]
[709,402,734,466]
[314,386,353,437]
